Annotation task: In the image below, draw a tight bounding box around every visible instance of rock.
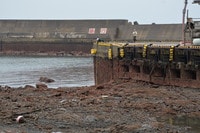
[24,85,35,89]
[5,85,11,89]
[36,82,48,89]
[39,77,55,83]
[151,84,159,88]
[81,90,89,96]
[85,115,97,122]
[96,85,104,90]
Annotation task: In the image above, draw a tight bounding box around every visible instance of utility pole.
[182,0,188,46]
[0,40,2,51]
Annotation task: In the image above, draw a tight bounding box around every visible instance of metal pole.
[0,40,2,51]
[182,0,188,45]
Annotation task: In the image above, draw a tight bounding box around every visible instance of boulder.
[24,85,35,89]
[36,82,48,89]
[39,77,55,83]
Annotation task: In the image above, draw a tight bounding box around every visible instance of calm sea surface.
[0,56,94,88]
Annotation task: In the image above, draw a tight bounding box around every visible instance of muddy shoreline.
[0,79,200,133]
[0,51,91,57]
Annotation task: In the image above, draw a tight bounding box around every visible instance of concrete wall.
[119,23,182,42]
[0,20,185,53]
[0,20,128,41]
[0,20,183,42]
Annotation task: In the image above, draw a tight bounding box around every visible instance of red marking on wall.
[88,28,95,34]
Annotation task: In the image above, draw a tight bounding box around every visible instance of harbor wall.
[0,20,184,53]
[0,20,128,41]
[92,42,200,88]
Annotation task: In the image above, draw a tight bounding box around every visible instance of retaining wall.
[0,20,128,41]
[0,20,183,41]
[0,20,184,53]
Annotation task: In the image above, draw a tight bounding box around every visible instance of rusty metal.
[92,42,200,88]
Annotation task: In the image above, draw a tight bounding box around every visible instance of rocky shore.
[0,79,200,133]
[0,51,91,57]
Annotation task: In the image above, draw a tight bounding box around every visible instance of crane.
[182,0,200,45]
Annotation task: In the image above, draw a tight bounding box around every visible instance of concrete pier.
[92,42,200,88]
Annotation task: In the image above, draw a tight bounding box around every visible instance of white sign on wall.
[100,28,107,34]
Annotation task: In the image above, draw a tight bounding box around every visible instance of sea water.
[0,56,94,88]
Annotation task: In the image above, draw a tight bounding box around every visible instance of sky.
[0,0,199,24]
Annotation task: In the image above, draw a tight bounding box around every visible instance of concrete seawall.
[0,20,184,53]
[0,20,128,41]
[120,24,183,41]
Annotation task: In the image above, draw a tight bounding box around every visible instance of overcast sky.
[0,0,199,24]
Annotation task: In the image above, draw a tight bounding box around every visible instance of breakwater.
[0,20,184,54]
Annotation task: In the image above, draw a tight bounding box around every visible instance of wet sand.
[0,79,200,133]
